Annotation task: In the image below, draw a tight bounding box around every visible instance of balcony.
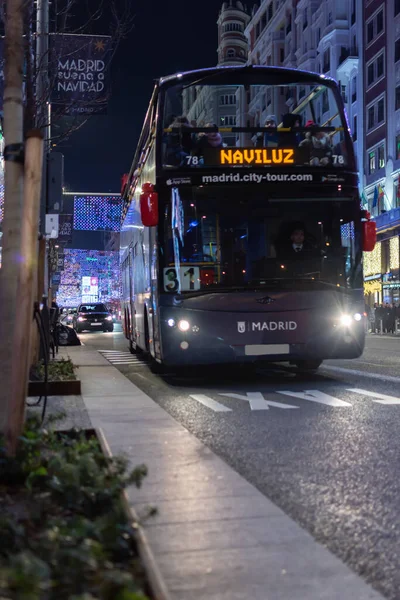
[375,207,400,233]
[337,50,359,80]
[338,47,358,65]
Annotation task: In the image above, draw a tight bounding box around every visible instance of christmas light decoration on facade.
[363,242,382,277]
[56,249,121,307]
[73,195,122,231]
[389,236,400,271]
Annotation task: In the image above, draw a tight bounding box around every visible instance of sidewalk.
[57,345,382,600]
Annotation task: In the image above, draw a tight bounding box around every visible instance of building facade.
[362,0,400,306]
[244,0,400,307]
[245,0,363,174]
[183,1,250,147]
[55,192,122,307]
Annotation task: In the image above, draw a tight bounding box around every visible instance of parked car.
[73,303,114,333]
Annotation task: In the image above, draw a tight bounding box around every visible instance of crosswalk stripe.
[278,390,352,407]
[347,388,400,405]
[190,394,232,412]
[98,350,148,367]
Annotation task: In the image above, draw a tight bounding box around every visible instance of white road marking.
[277,390,352,407]
[98,350,148,367]
[190,394,232,412]
[322,365,400,384]
[347,388,400,405]
[219,391,298,410]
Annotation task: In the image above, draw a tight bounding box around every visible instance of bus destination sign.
[203,148,296,167]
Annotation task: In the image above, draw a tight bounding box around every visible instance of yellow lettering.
[243,149,255,164]
[262,149,272,164]
[283,149,294,164]
[254,149,263,164]
[220,149,232,164]
[272,149,283,164]
[233,150,244,164]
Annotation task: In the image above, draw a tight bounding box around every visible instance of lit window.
[369,151,376,174]
[378,145,385,168]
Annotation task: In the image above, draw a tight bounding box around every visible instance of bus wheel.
[295,360,323,372]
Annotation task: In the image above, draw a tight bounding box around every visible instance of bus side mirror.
[121,173,129,196]
[140,183,158,227]
[362,220,377,252]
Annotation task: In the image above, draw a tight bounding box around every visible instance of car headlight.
[177,319,190,332]
[106,316,112,321]
[78,316,86,322]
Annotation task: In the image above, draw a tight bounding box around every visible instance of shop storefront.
[363,241,382,306]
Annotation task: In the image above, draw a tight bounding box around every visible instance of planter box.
[28,379,81,397]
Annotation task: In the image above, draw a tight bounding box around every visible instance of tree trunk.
[0,0,29,454]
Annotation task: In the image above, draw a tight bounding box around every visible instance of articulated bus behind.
[120,66,377,371]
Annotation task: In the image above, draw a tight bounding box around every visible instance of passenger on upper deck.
[278,113,303,147]
[299,121,333,166]
[193,123,226,156]
[165,116,195,166]
[255,115,279,148]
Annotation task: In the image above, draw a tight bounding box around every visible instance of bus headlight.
[339,315,352,327]
[339,313,363,327]
[167,318,175,327]
[178,319,190,332]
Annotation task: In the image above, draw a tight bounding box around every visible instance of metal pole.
[36,0,50,296]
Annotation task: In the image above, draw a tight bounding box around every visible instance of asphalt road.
[81,326,400,600]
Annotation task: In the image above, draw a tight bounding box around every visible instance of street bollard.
[380,319,383,335]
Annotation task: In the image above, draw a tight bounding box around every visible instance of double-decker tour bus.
[120,66,376,372]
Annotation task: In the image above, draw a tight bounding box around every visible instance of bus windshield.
[160,188,362,294]
[162,80,349,170]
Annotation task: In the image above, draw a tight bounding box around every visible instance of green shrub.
[0,415,150,600]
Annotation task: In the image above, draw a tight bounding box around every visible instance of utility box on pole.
[48,151,64,213]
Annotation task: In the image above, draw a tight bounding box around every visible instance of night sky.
[61,0,222,192]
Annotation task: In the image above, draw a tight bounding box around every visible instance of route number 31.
[163,267,201,292]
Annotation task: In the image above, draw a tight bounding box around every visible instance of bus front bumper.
[158,308,365,367]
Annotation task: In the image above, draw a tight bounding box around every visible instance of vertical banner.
[0,39,3,116]
[51,34,112,115]
[58,214,73,243]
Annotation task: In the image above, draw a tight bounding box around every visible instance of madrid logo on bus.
[237,322,246,333]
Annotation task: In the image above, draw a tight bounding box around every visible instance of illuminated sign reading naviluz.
[220,148,295,166]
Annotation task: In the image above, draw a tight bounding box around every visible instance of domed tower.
[217,1,250,66]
